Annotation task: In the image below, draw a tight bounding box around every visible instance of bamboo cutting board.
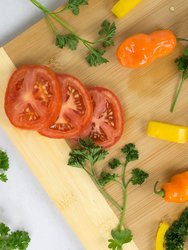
[1,0,188,249]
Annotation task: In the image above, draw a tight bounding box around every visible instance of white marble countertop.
[0,1,83,249]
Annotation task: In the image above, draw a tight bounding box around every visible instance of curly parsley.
[0,150,9,182]
[0,223,30,250]
[165,207,188,250]
[68,139,149,249]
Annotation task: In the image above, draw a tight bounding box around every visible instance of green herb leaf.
[165,207,188,250]
[56,34,66,48]
[0,150,9,182]
[175,52,188,73]
[68,138,108,168]
[98,172,119,187]
[121,143,139,162]
[108,239,122,250]
[0,151,9,171]
[108,229,133,249]
[85,49,109,66]
[0,174,8,182]
[68,150,87,168]
[108,159,121,169]
[65,0,88,15]
[130,168,149,185]
[112,229,133,244]
[0,223,10,237]
[98,20,116,48]
[56,34,79,50]
[0,223,30,250]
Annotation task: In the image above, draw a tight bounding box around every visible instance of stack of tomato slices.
[5,65,124,148]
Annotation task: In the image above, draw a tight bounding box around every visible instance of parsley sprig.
[62,0,88,16]
[0,223,30,250]
[30,0,116,66]
[68,139,149,249]
[0,150,9,182]
[165,207,188,250]
[170,46,188,112]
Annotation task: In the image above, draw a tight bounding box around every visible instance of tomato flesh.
[39,74,93,138]
[5,65,62,130]
[73,87,124,148]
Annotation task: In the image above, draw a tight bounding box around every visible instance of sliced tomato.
[73,87,124,148]
[5,65,62,130]
[39,74,93,138]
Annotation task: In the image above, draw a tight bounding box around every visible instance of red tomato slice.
[73,87,124,148]
[39,74,93,139]
[5,65,62,130]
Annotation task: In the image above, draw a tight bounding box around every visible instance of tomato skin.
[39,74,93,139]
[4,65,62,130]
[72,87,124,148]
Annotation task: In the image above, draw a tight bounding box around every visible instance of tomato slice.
[73,87,124,148]
[5,65,62,130]
[39,74,93,138]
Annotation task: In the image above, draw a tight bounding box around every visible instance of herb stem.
[122,161,128,188]
[53,7,67,14]
[114,180,125,190]
[170,73,186,112]
[30,0,115,66]
[30,0,95,53]
[177,38,188,42]
[83,167,93,178]
[30,0,76,34]
[117,161,129,231]
[118,188,127,231]
[82,40,99,54]
[90,163,122,212]
[45,15,58,35]
[93,176,123,212]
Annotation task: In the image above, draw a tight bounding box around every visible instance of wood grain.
[2,0,188,249]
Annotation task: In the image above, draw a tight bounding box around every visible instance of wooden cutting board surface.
[1,0,188,249]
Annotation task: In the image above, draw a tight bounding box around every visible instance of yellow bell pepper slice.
[112,0,142,19]
[156,222,169,250]
[147,121,188,143]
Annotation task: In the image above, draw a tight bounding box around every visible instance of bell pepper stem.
[177,37,188,42]
[154,181,165,197]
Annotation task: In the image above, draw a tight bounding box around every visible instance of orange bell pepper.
[154,171,188,202]
[117,30,177,68]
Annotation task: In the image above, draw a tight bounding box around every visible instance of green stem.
[117,161,130,231]
[82,40,99,54]
[118,187,127,231]
[30,0,76,34]
[53,6,67,14]
[170,74,186,112]
[125,178,132,189]
[30,0,94,50]
[45,15,58,35]
[89,163,122,212]
[177,38,188,42]
[114,180,125,190]
[122,161,128,188]
[83,167,93,178]
[154,181,165,198]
